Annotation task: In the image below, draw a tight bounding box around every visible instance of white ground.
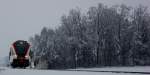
[74,66,150,72]
[0,56,149,75]
[0,66,149,75]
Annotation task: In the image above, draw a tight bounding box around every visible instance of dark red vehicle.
[9,40,31,68]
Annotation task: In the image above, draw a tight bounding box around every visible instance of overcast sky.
[0,0,150,57]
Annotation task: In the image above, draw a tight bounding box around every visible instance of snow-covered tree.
[30,3,150,69]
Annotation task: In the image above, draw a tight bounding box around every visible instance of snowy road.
[0,66,150,75]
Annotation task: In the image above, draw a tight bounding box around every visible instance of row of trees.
[30,3,150,69]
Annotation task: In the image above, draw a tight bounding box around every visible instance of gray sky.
[0,0,150,57]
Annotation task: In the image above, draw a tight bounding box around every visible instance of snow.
[0,68,144,75]
[0,66,149,75]
[0,56,149,75]
[74,66,150,72]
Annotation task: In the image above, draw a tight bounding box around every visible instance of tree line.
[29,3,150,69]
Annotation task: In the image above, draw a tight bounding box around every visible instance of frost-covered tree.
[131,5,150,65]
[30,3,150,69]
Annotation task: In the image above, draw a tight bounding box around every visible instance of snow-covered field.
[0,66,150,75]
[0,57,150,75]
[74,66,150,72]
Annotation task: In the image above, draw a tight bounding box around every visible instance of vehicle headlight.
[25,55,30,59]
[13,55,17,59]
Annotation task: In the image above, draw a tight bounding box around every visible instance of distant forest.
[29,3,150,69]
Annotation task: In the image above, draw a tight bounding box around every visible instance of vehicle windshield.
[14,41,29,56]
